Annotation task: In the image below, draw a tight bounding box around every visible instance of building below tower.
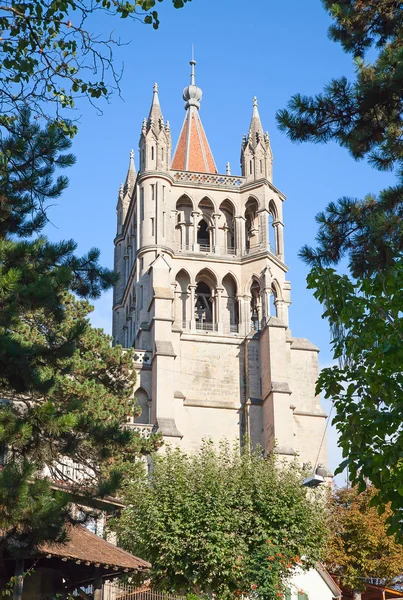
[112,61,328,470]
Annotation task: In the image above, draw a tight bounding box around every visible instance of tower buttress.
[241,97,273,182]
[139,83,171,173]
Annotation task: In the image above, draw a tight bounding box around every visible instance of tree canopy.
[276,0,403,534]
[0,110,161,561]
[0,293,161,557]
[325,485,403,598]
[0,0,190,135]
[114,442,327,600]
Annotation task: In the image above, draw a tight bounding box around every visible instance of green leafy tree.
[276,1,403,533]
[113,442,327,600]
[325,485,403,600]
[0,0,190,134]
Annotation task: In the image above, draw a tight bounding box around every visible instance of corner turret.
[139,83,171,173]
[241,97,273,182]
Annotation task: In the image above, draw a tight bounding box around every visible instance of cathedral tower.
[112,61,328,469]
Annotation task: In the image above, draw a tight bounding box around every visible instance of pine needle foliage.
[277,1,403,536]
[114,442,327,600]
[0,111,161,559]
[277,0,403,278]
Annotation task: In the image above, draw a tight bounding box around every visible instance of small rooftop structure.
[4,525,150,599]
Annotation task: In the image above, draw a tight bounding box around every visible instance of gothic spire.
[147,82,164,128]
[248,96,264,146]
[172,59,217,173]
[124,149,136,193]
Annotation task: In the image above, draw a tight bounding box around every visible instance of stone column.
[189,284,196,330]
[258,209,269,248]
[263,287,271,323]
[237,295,243,335]
[213,213,220,254]
[234,215,246,256]
[192,211,199,251]
[124,254,129,284]
[216,286,224,333]
[274,221,284,261]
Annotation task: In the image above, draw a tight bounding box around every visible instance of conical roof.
[248,97,264,146]
[148,83,164,129]
[171,60,217,174]
[124,149,136,192]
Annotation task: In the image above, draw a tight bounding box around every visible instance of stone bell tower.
[112,60,328,470]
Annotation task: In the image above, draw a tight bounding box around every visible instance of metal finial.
[190,58,196,86]
[130,149,134,160]
[226,162,231,175]
[253,96,258,107]
[153,82,159,93]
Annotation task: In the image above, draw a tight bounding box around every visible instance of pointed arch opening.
[197,218,211,249]
[176,195,193,249]
[175,269,191,329]
[268,200,278,254]
[222,273,239,333]
[270,280,282,318]
[220,200,236,254]
[132,387,151,425]
[195,269,217,331]
[245,198,259,251]
[250,278,261,332]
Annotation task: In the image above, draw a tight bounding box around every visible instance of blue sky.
[43,0,394,482]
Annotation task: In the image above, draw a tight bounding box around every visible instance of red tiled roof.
[172,109,217,173]
[39,526,150,572]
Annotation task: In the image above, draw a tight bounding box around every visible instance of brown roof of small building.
[39,526,150,572]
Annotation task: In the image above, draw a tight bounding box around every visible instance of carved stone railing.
[132,349,151,366]
[172,171,245,189]
[126,423,155,438]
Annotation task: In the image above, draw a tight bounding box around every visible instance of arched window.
[197,219,210,249]
[220,200,236,254]
[268,201,278,254]
[175,196,193,248]
[175,269,190,328]
[250,280,261,331]
[271,284,279,318]
[223,274,239,333]
[133,387,151,424]
[245,198,259,251]
[195,281,212,328]
[195,269,217,331]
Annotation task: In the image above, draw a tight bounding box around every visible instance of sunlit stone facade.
[112,62,328,469]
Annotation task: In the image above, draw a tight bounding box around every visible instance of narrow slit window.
[140,188,144,221]
[249,160,252,175]
[151,217,155,236]
[151,146,154,160]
